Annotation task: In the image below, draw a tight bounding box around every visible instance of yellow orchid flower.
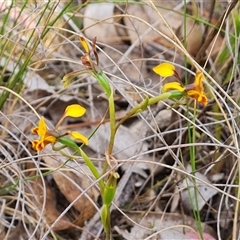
[153,63,208,106]
[185,71,208,106]
[31,117,57,152]
[31,104,88,152]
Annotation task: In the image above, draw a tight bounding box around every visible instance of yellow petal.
[64,104,86,118]
[194,71,204,89]
[32,140,41,151]
[79,37,89,53]
[31,117,47,137]
[31,126,39,135]
[198,93,208,106]
[38,117,47,137]
[68,131,88,145]
[163,82,185,92]
[187,90,208,106]
[153,63,175,77]
[44,135,57,144]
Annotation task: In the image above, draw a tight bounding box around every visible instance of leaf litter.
[0,1,239,239]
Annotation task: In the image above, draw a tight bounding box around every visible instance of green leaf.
[168,90,185,99]
[103,172,119,206]
[95,71,112,97]
[58,136,79,151]
[101,204,110,231]
[234,12,240,37]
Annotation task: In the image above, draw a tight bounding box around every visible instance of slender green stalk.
[187,102,203,237]
[113,91,182,141]
[183,0,203,237]
[94,72,115,240]
[101,204,111,240]
[107,91,116,155]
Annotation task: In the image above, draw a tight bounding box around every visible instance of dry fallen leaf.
[123,1,183,46]
[42,151,99,227]
[29,177,72,231]
[115,211,216,240]
[180,165,218,211]
[52,170,97,226]
[83,3,121,44]
[89,122,148,160]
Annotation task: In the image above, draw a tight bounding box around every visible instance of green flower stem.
[114,90,183,136]
[101,91,184,174]
[94,71,112,98]
[107,90,183,164]
[103,172,119,206]
[93,71,116,173]
[101,172,119,240]
[101,204,111,240]
[93,71,117,240]
[106,91,116,156]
